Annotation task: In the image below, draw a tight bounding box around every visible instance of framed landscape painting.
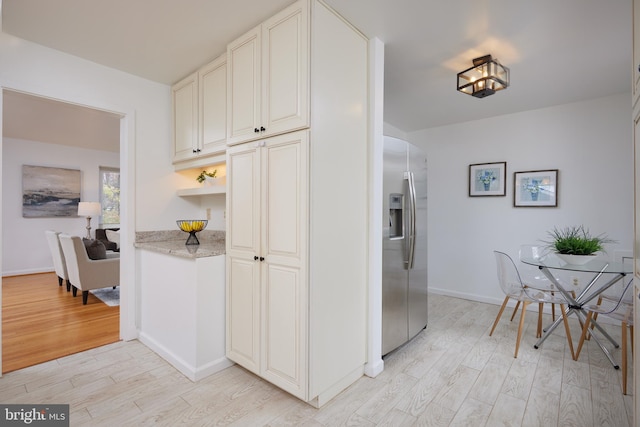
[514,169,558,207]
[22,165,81,217]
[469,162,506,197]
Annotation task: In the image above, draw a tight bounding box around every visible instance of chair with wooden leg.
[574,278,634,394]
[45,230,71,291]
[58,234,119,305]
[517,244,573,324]
[490,251,575,358]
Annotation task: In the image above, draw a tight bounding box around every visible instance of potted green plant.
[545,225,615,265]
[196,169,217,184]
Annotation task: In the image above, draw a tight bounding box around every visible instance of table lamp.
[77,202,101,239]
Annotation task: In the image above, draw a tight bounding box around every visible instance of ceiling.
[0,0,632,137]
[2,90,121,152]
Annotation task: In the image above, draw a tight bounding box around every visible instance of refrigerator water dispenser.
[389,193,404,239]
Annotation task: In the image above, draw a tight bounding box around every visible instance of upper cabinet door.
[261,0,309,138]
[199,55,227,156]
[227,0,309,147]
[227,27,262,146]
[172,72,198,162]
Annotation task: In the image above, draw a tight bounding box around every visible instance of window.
[100,167,120,225]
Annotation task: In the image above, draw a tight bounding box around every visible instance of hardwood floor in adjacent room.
[0,293,631,426]
[2,272,119,373]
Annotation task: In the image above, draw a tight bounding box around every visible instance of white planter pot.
[555,253,597,265]
[204,176,226,186]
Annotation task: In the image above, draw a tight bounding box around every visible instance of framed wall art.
[514,169,558,207]
[469,161,506,197]
[22,165,81,218]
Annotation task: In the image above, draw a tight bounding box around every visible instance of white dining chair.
[574,278,634,394]
[490,251,575,358]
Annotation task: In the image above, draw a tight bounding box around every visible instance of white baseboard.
[2,267,54,277]
[138,332,233,382]
[309,365,365,408]
[364,358,384,378]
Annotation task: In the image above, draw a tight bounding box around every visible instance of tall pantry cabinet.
[226,0,369,407]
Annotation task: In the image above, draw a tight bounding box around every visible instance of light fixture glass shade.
[77,201,101,217]
[457,54,509,98]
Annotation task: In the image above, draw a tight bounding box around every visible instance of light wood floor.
[0,293,632,426]
[2,272,119,373]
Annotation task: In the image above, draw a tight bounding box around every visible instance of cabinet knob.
[260,126,266,132]
[254,256,259,261]
[254,128,260,133]
[260,257,265,262]
[192,149,197,153]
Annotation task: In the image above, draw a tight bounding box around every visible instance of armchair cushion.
[95,228,119,252]
[83,238,107,260]
[105,229,120,249]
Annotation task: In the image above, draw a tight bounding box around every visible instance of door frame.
[0,87,138,374]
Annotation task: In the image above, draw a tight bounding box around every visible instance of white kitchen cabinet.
[138,250,232,381]
[226,131,308,397]
[226,0,369,407]
[226,0,309,146]
[634,0,640,108]
[173,54,227,164]
[173,72,198,161]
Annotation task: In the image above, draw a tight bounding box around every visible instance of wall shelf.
[177,186,226,196]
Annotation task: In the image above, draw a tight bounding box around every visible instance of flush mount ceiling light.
[457,54,510,98]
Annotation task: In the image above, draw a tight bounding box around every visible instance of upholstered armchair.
[95,228,120,252]
[58,234,119,305]
[45,230,71,291]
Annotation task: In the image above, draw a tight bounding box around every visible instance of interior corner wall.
[383,122,407,140]
[408,93,633,305]
[1,138,119,276]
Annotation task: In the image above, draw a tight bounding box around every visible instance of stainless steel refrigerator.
[382,136,428,356]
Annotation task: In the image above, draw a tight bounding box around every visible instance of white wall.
[0,31,224,340]
[2,138,119,275]
[408,93,633,305]
[0,32,221,233]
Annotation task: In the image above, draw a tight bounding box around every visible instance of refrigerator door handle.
[406,171,417,269]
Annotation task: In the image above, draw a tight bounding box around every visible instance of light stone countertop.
[134,230,225,259]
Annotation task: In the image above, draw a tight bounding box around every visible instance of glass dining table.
[520,255,632,368]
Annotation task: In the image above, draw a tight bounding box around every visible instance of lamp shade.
[457,54,509,98]
[77,201,101,217]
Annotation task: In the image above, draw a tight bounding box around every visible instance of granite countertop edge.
[134,230,225,259]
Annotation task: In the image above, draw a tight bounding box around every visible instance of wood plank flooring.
[2,272,119,373]
[0,293,632,426]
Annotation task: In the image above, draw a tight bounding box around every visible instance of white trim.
[139,333,234,382]
[364,37,384,379]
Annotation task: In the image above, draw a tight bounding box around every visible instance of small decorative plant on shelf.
[544,225,616,265]
[196,169,217,183]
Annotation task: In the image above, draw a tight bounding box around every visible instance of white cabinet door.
[226,143,261,373]
[261,0,309,138]
[227,26,261,146]
[226,0,309,146]
[172,72,198,162]
[199,55,227,156]
[261,132,308,399]
[226,131,309,399]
